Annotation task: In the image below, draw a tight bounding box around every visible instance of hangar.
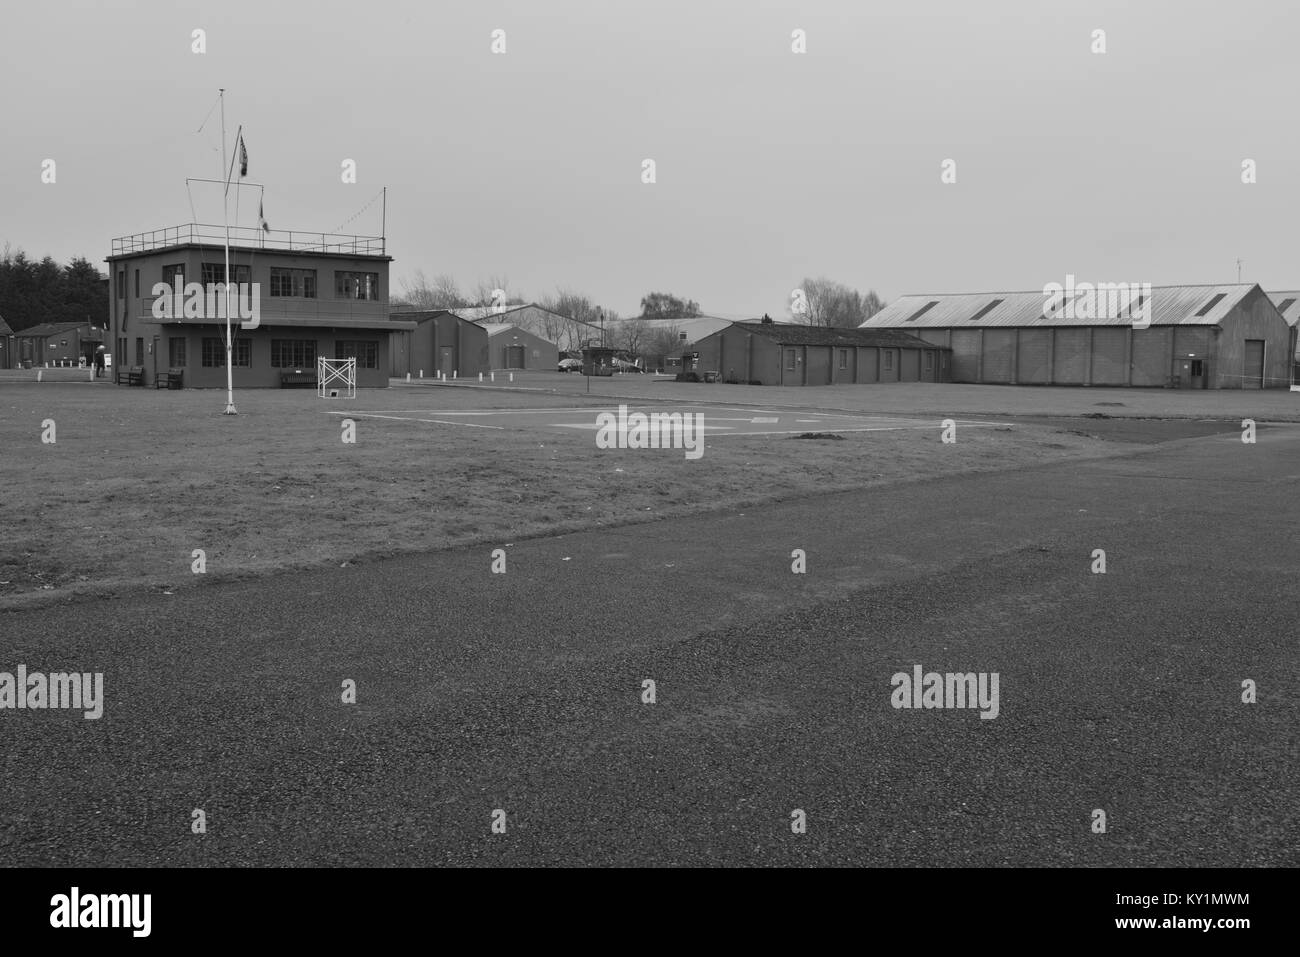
[693,320,950,386]
[860,283,1293,389]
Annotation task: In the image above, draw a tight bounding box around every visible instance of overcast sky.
[2,0,1296,317]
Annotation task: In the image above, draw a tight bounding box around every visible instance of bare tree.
[472,275,525,309]
[794,276,887,328]
[397,269,467,309]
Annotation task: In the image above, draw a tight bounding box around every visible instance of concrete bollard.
[509,373,514,382]
[37,370,43,382]
[453,370,458,379]
[419,370,423,378]
[490,371,495,382]
[479,373,483,382]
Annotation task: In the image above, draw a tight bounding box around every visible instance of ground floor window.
[271,338,317,368]
[135,338,144,365]
[169,338,187,367]
[1190,359,1204,377]
[202,337,251,367]
[335,339,378,369]
[117,338,126,364]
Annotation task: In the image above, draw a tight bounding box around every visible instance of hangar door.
[1243,340,1265,389]
[1091,329,1128,385]
[980,330,1015,383]
[949,330,980,382]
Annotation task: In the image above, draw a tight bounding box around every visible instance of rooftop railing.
[111,224,386,257]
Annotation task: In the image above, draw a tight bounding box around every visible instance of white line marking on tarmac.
[321,411,505,429]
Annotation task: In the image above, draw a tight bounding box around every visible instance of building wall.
[695,329,947,385]
[902,306,1289,388]
[1214,287,1292,388]
[488,327,558,370]
[126,324,395,388]
[391,315,488,378]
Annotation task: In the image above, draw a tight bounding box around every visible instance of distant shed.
[480,323,558,370]
[693,321,950,386]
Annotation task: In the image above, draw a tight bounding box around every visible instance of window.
[1194,293,1226,317]
[334,271,379,301]
[134,269,140,297]
[883,351,894,371]
[169,338,187,367]
[201,263,251,286]
[271,338,317,368]
[270,267,317,298]
[118,337,126,363]
[968,299,1003,321]
[116,271,124,299]
[202,337,251,367]
[678,332,688,341]
[335,340,378,369]
[838,349,848,370]
[135,338,144,365]
[1190,359,1204,377]
[904,301,939,322]
[161,263,186,286]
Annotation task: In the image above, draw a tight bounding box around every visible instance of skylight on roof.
[1277,298,1296,313]
[903,300,939,322]
[968,299,1003,321]
[1194,293,1226,317]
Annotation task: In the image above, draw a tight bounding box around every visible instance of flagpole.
[220,89,237,415]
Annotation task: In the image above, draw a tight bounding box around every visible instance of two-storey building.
[107,223,413,388]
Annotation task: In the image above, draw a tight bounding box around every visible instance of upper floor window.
[270,267,317,298]
[161,263,186,285]
[335,271,379,301]
[201,263,251,286]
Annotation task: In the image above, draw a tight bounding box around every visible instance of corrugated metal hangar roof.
[729,321,944,349]
[861,283,1265,330]
[1266,290,1300,327]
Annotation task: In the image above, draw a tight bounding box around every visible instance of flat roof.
[109,223,388,260]
[141,316,416,331]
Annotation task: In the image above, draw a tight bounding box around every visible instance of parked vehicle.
[557,357,582,372]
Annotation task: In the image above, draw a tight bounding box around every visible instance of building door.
[1243,340,1265,389]
[439,346,454,376]
[506,345,525,369]
[783,348,798,385]
[1188,358,1205,390]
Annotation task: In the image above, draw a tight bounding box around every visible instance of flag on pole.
[238,135,249,177]
[258,198,270,233]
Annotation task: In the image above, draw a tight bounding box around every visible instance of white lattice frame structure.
[318,357,357,398]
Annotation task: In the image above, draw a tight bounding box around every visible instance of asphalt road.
[2,425,1297,866]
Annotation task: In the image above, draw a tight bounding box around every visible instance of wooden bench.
[116,365,145,387]
[155,367,184,390]
[280,371,318,388]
